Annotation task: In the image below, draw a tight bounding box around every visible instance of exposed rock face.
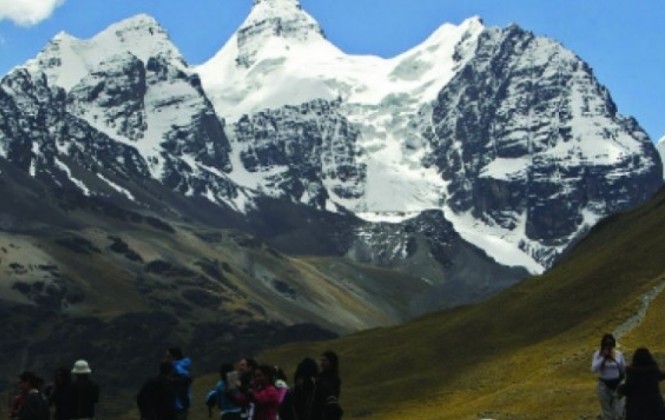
[423,25,662,265]
[234,99,366,208]
[0,69,151,184]
[1,15,243,210]
[346,210,529,311]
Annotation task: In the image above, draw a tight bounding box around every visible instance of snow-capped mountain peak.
[657,134,665,180]
[2,3,662,297]
[236,0,327,68]
[24,13,185,91]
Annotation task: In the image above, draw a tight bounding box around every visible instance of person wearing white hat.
[71,360,92,375]
[64,359,100,420]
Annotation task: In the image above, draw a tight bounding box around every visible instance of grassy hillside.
[112,187,665,420]
[244,187,665,420]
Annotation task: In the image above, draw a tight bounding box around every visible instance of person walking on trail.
[14,371,49,420]
[64,359,100,420]
[137,361,177,420]
[165,347,193,420]
[205,363,243,420]
[592,333,626,420]
[618,347,665,420]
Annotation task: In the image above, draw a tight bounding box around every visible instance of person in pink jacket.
[250,365,281,420]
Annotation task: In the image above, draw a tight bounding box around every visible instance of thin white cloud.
[0,0,65,26]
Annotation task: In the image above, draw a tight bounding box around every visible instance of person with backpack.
[165,347,193,420]
[618,347,665,419]
[63,359,100,420]
[205,363,243,420]
[278,357,318,420]
[591,333,625,420]
[311,351,343,420]
[14,371,50,420]
[137,361,177,420]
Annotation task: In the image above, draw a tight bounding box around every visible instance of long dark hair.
[322,351,339,377]
[600,333,616,350]
[631,348,658,368]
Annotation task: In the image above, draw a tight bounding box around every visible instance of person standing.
[14,371,49,420]
[48,367,72,420]
[618,347,665,420]
[311,351,343,420]
[205,363,243,420]
[591,333,626,420]
[236,357,258,420]
[278,357,318,420]
[64,360,100,420]
[249,365,280,420]
[165,348,192,420]
[137,361,177,420]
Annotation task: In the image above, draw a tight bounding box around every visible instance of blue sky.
[0,0,663,141]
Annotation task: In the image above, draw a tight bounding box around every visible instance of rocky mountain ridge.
[0,0,662,311]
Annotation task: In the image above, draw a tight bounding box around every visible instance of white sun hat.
[71,359,92,374]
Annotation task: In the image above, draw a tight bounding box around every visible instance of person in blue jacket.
[206,363,243,420]
[166,347,193,420]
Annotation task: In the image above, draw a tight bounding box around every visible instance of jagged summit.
[24,13,185,91]
[236,0,327,67]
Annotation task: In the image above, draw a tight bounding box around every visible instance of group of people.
[136,348,342,420]
[10,347,341,420]
[12,333,665,419]
[10,360,99,420]
[592,333,665,419]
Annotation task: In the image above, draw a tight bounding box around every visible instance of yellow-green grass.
[65,188,665,419]
[254,188,665,419]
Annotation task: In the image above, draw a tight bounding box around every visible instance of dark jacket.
[310,372,342,420]
[49,382,71,420]
[63,377,99,419]
[16,390,50,420]
[278,380,316,420]
[619,365,665,420]
[137,374,177,420]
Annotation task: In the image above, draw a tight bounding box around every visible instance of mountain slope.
[0,157,444,410]
[0,0,661,325]
[255,185,665,419]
